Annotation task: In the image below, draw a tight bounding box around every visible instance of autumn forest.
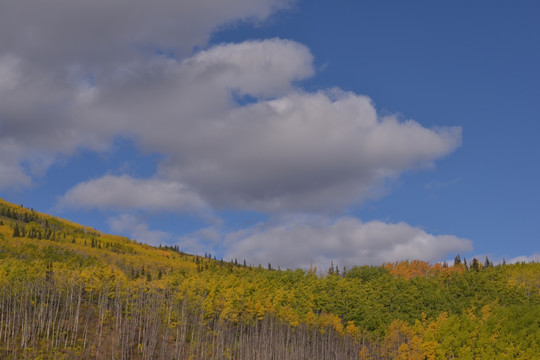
[0,199,538,359]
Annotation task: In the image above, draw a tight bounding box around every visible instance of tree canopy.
[0,198,538,359]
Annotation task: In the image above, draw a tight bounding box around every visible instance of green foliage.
[0,198,538,359]
[345,265,389,282]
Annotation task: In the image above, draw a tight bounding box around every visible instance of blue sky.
[1,0,538,269]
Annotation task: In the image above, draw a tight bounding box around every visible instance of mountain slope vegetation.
[0,199,538,359]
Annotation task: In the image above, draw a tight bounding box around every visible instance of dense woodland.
[0,199,538,359]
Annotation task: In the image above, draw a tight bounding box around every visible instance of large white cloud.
[62,39,460,212]
[223,216,473,270]
[39,36,461,212]
[155,90,461,212]
[0,0,295,189]
[1,0,461,213]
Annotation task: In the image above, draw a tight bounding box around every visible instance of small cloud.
[108,214,170,246]
[507,253,540,264]
[58,175,209,213]
[177,225,224,256]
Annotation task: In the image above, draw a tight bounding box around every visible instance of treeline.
[0,199,538,359]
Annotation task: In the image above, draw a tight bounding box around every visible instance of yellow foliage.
[345,320,361,339]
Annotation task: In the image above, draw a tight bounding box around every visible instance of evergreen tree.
[471,258,480,271]
[454,254,462,266]
[328,261,335,275]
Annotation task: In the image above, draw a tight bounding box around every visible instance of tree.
[13,223,21,237]
[328,261,335,275]
[471,258,480,272]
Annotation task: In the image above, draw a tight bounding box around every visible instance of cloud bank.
[223,216,473,270]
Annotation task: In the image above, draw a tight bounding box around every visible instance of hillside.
[0,199,538,359]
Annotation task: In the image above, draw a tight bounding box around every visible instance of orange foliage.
[384,260,463,279]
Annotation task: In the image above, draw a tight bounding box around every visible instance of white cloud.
[508,253,540,264]
[1,0,461,212]
[223,216,473,270]
[0,53,114,187]
[0,139,32,189]
[153,89,461,212]
[0,0,294,68]
[108,214,170,246]
[1,0,469,266]
[0,55,21,92]
[182,39,314,98]
[0,1,295,189]
[59,175,208,212]
[0,161,31,189]
[177,225,223,256]
[49,38,460,212]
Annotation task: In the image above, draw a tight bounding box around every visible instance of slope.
[0,199,538,359]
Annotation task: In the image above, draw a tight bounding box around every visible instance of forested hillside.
[0,199,538,359]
